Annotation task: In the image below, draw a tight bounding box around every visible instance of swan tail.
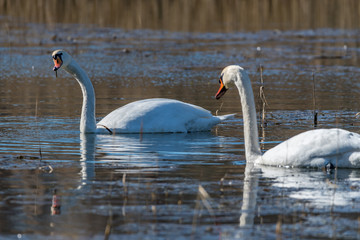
[216,113,236,121]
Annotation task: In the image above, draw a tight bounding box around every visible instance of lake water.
[1,1,360,239]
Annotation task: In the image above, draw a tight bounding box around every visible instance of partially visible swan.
[51,49,232,134]
[215,65,360,168]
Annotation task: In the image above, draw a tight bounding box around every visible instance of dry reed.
[259,65,268,150]
[312,72,318,127]
[192,185,216,235]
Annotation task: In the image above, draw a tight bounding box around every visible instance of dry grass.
[1,0,360,32]
[192,185,216,235]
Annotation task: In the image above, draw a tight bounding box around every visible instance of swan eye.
[53,53,63,61]
[219,76,224,85]
[53,56,62,65]
[219,74,225,84]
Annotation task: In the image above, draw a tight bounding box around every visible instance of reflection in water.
[239,162,258,228]
[94,132,227,168]
[235,165,360,239]
[230,163,360,239]
[260,166,360,208]
[51,189,61,215]
[77,132,221,190]
[79,133,96,188]
[38,127,358,239]
[236,162,260,239]
[1,119,360,238]
[39,132,236,238]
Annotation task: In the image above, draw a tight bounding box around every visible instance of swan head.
[215,65,244,100]
[52,49,72,71]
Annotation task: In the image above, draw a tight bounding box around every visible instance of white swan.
[52,50,232,134]
[215,65,360,168]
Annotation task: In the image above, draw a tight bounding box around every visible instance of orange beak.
[215,79,227,100]
[53,55,62,71]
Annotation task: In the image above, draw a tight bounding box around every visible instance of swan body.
[261,128,360,168]
[97,98,229,133]
[52,49,231,134]
[215,65,360,168]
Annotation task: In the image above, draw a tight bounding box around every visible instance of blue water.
[1,18,360,239]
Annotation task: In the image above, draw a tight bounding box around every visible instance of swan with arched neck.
[51,49,233,134]
[215,65,360,168]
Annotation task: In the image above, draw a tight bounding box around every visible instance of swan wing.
[97,98,226,133]
[259,128,360,168]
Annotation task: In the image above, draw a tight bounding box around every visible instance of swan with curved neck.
[215,65,360,168]
[52,49,232,134]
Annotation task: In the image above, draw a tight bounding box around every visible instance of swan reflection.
[78,132,227,184]
[259,166,360,208]
[237,164,360,238]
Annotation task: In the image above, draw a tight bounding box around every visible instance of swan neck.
[235,71,261,161]
[64,60,97,133]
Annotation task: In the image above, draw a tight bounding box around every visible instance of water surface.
[1,3,360,239]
